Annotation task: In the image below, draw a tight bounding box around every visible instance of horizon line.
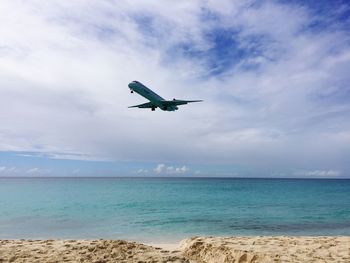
[0,176,349,180]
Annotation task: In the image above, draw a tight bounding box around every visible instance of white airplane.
[128,81,202,111]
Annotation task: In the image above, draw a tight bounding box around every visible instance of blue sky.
[0,0,349,178]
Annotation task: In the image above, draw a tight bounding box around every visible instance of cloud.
[154,164,165,174]
[0,166,20,176]
[25,167,50,174]
[0,0,349,176]
[136,168,148,174]
[26,168,39,173]
[0,165,52,175]
[154,164,189,174]
[167,165,189,174]
[0,166,17,174]
[293,170,341,177]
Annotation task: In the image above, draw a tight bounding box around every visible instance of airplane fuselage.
[128,81,178,111]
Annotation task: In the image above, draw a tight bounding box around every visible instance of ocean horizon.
[1,177,349,243]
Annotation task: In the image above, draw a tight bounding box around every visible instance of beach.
[1,178,349,262]
[2,0,350,262]
[1,236,349,262]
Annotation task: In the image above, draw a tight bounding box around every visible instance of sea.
[0,177,349,243]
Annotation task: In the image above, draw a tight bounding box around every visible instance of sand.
[0,239,188,263]
[180,236,350,263]
[0,236,349,263]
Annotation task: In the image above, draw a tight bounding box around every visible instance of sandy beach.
[0,236,349,262]
[181,236,350,262]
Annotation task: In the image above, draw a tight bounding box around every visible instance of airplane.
[128,81,203,111]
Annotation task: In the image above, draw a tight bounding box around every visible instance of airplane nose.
[128,83,134,93]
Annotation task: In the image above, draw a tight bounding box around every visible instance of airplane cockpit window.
[133,80,140,84]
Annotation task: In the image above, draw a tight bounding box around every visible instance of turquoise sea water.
[0,178,349,242]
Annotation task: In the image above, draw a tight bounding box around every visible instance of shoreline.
[1,236,349,262]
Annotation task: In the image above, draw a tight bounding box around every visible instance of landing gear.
[130,90,134,93]
[151,107,155,111]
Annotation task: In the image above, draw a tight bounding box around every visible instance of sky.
[0,0,349,178]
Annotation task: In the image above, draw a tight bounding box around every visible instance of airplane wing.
[128,102,155,108]
[161,99,203,106]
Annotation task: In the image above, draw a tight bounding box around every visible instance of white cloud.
[26,167,51,174]
[0,166,17,174]
[4,167,16,173]
[294,170,341,177]
[154,164,189,174]
[154,164,165,174]
[136,168,148,174]
[26,168,39,173]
